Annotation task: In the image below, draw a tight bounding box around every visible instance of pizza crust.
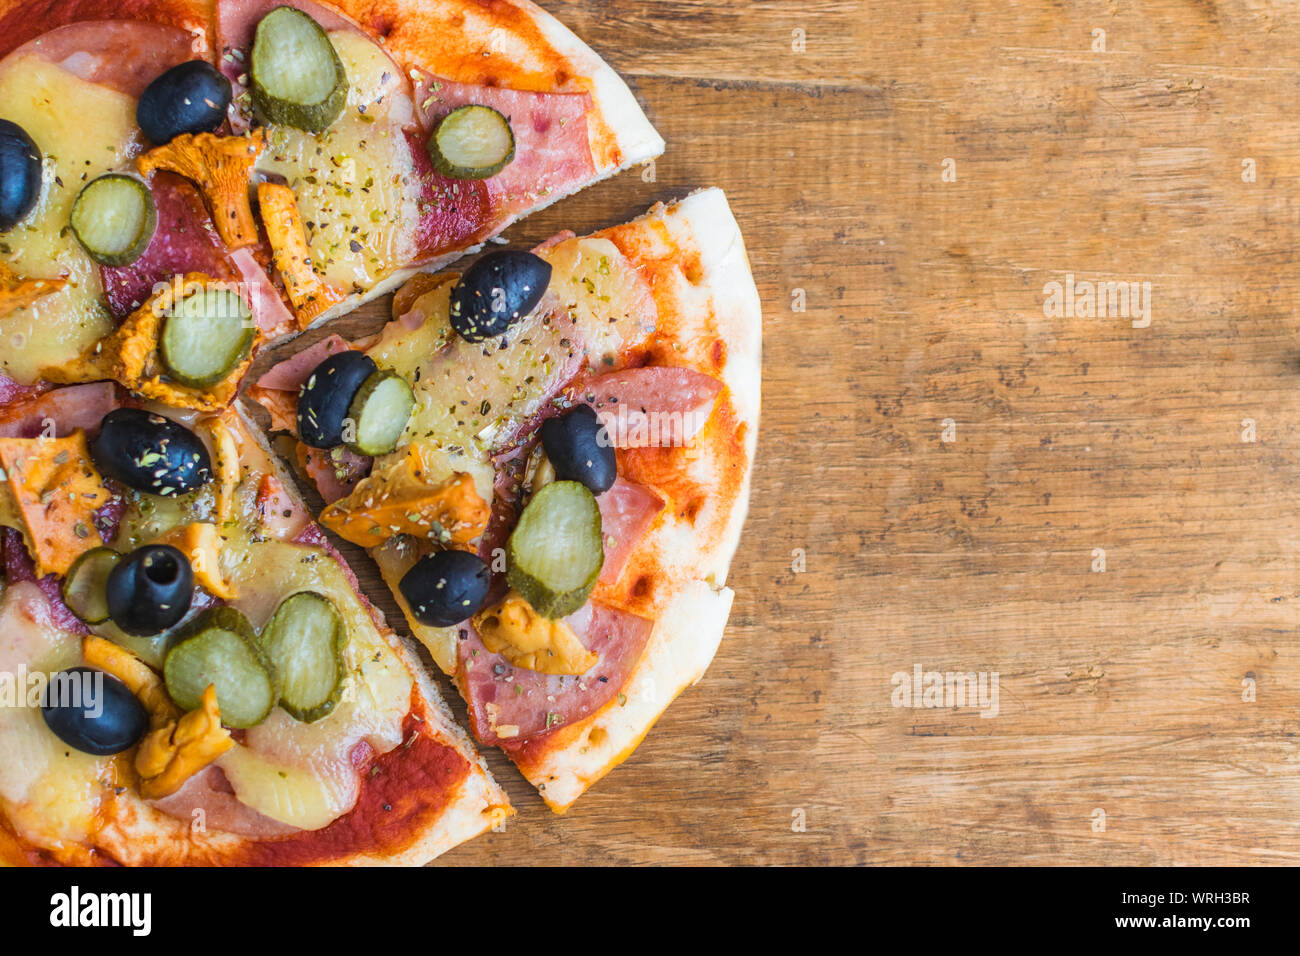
[513,579,734,812]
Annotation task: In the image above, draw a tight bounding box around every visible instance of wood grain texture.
[249,0,1300,865]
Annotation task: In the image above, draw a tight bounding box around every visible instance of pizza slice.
[250,189,761,810]
[0,0,662,397]
[0,382,509,865]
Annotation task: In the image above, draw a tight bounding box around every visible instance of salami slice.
[457,600,654,746]
[0,18,199,87]
[100,173,240,316]
[579,366,724,449]
[596,477,663,585]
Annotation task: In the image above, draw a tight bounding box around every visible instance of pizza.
[250,188,761,810]
[0,0,759,866]
[0,384,509,864]
[0,0,662,393]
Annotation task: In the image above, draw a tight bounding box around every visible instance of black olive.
[449,250,552,342]
[90,408,212,496]
[136,60,232,145]
[297,350,377,448]
[400,549,491,627]
[0,119,42,232]
[541,404,617,494]
[42,667,148,756]
[105,544,194,635]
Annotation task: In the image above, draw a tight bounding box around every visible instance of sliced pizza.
[0,382,509,864]
[250,188,761,810]
[0,0,662,397]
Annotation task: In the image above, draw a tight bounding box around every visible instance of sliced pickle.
[505,480,604,619]
[61,547,121,625]
[159,286,254,387]
[250,6,348,132]
[258,591,347,723]
[163,607,276,728]
[345,369,414,456]
[69,174,157,266]
[427,105,515,180]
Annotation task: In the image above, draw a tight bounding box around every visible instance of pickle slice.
[69,174,157,266]
[258,591,347,723]
[164,607,276,728]
[505,480,604,619]
[159,286,254,387]
[250,6,348,132]
[346,369,414,456]
[427,105,515,180]
[61,547,121,625]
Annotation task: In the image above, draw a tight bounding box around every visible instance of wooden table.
[255,0,1300,865]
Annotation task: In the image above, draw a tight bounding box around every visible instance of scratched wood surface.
[250,0,1300,865]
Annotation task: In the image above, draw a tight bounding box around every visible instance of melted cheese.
[381,279,578,454]
[256,30,420,293]
[215,535,413,830]
[0,56,138,383]
[0,582,108,850]
[539,236,658,364]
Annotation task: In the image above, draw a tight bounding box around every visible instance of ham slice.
[100,173,240,317]
[0,20,197,97]
[579,366,724,449]
[230,248,297,337]
[149,765,299,838]
[413,71,596,221]
[0,382,117,438]
[596,478,663,585]
[0,374,48,409]
[256,335,352,392]
[457,601,654,747]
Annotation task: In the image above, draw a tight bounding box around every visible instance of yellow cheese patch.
[0,431,110,576]
[0,55,135,384]
[255,30,421,292]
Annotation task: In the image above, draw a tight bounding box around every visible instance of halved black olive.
[399,549,491,627]
[42,667,148,756]
[137,60,232,145]
[106,544,194,636]
[90,408,212,496]
[297,350,377,448]
[449,250,551,342]
[540,405,617,494]
[0,119,42,232]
